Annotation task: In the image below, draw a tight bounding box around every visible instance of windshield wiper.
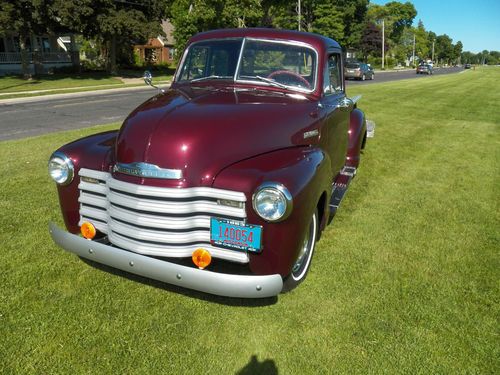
[254,75,288,89]
[190,75,232,83]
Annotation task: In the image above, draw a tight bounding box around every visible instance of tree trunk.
[107,35,117,75]
[19,36,31,79]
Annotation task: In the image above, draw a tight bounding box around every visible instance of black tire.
[282,210,318,292]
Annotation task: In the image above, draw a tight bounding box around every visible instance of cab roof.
[188,28,342,53]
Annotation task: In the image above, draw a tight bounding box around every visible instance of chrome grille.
[78,168,249,263]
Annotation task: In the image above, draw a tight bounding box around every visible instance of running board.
[328,166,356,223]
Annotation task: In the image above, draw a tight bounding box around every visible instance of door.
[321,53,351,176]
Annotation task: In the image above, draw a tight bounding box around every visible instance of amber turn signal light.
[80,222,96,240]
[192,248,212,269]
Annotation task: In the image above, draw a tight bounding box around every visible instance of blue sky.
[371,0,500,53]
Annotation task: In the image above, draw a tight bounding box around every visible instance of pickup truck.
[48,28,372,298]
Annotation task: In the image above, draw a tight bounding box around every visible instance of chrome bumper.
[49,222,283,298]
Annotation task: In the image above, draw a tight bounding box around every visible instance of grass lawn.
[0,73,124,93]
[0,71,173,99]
[0,68,498,374]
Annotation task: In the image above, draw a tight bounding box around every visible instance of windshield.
[346,63,360,69]
[177,38,317,92]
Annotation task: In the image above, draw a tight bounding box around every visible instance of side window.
[324,53,343,95]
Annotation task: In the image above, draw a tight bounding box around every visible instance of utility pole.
[432,40,435,62]
[412,33,416,67]
[381,19,385,70]
[298,0,301,31]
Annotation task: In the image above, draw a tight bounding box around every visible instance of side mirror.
[143,70,153,86]
[143,70,164,93]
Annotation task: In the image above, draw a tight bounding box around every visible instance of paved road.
[346,66,463,85]
[0,87,156,141]
[0,66,464,141]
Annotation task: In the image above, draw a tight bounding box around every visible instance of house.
[134,20,176,65]
[0,34,78,76]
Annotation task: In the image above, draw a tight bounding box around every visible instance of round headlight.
[252,183,293,222]
[48,151,74,185]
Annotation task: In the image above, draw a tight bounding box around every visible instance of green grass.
[0,72,172,99]
[0,68,498,374]
[0,73,124,92]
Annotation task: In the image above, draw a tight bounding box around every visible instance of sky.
[371,0,500,53]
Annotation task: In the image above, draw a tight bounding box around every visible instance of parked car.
[345,62,374,80]
[416,64,433,75]
[48,28,372,298]
[464,63,472,69]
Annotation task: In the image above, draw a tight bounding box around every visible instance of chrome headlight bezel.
[252,182,293,222]
[48,151,74,186]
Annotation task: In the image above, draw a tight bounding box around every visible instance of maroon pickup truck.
[48,28,372,298]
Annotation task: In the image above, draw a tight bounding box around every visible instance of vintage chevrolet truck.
[48,28,372,298]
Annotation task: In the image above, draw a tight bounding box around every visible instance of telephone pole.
[298,0,301,31]
[381,19,385,70]
[412,33,416,67]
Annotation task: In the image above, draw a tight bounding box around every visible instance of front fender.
[53,131,118,233]
[212,147,331,277]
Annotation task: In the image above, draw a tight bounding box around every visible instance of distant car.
[416,64,433,75]
[345,62,374,80]
[464,63,471,69]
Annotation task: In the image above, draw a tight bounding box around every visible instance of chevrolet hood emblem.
[113,162,183,179]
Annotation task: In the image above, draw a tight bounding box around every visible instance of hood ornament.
[113,162,183,179]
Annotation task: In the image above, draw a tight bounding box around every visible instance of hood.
[115,85,321,187]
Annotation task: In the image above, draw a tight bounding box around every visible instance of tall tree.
[0,0,51,78]
[359,21,382,61]
[52,0,168,73]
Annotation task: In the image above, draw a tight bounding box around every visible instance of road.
[0,67,464,141]
[0,87,156,141]
[346,65,463,85]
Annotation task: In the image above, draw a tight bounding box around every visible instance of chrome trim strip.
[50,222,281,298]
[108,230,249,263]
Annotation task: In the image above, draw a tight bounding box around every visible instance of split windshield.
[177,38,317,92]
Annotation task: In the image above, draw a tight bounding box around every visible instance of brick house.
[134,20,176,65]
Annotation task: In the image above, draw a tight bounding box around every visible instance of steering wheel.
[267,70,311,89]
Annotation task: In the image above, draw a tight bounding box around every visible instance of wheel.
[371,73,375,80]
[282,210,318,292]
[361,74,366,81]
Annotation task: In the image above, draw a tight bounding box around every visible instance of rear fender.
[346,108,366,168]
[213,147,331,277]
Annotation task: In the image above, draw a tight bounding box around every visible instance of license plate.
[210,217,262,253]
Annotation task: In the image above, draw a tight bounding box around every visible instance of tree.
[0,0,51,78]
[366,1,417,44]
[168,0,263,59]
[414,20,429,61]
[360,22,382,61]
[435,34,454,65]
[453,41,463,64]
[52,0,168,73]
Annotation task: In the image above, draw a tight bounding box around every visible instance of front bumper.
[49,222,283,298]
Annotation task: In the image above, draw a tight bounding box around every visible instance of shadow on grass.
[236,355,278,375]
[80,257,278,307]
